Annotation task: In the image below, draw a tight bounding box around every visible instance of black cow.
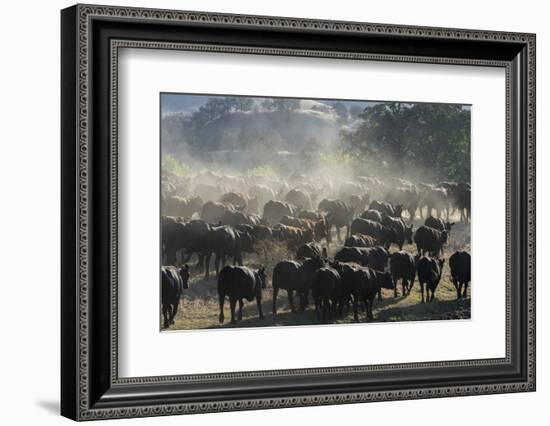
[344,234,377,248]
[200,200,233,225]
[371,269,395,301]
[334,246,366,265]
[425,216,455,233]
[235,224,274,241]
[162,219,216,277]
[262,200,299,226]
[219,192,248,211]
[311,266,341,323]
[164,195,203,219]
[209,226,242,275]
[334,265,390,320]
[233,229,255,265]
[369,200,403,218]
[386,187,419,222]
[365,268,395,310]
[180,225,252,277]
[299,256,327,310]
[350,218,398,249]
[221,209,263,227]
[331,262,367,322]
[438,182,470,222]
[424,187,449,220]
[162,217,187,265]
[450,251,471,299]
[360,209,383,223]
[414,225,448,257]
[218,265,266,324]
[382,216,413,250]
[298,210,324,221]
[334,246,389,271]
[285,188,312,210]
[296,242,322,260]
[456,183,471,223]
[272,260,303,314]
[364,246,390,271]
[333,263,382,320]
[390,251,417,297]
[417,256,445,303]
[161,265,190,329]
[318,199,355,242]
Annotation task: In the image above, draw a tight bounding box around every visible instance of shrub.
[162,153,192,176]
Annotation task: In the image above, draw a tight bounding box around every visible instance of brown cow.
[280,215,328,244]
[275,224,313,247]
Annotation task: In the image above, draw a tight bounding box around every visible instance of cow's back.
[273,260,302,290]
[450,251,471,282]
[350,218,382,239]
[296,242,322,260]
[161,266,182,304]
[313,267,340,295]
[417,257,439,283]
[334,247,363,265]
[361,209,382,223]
[218,265,255,299]
[414,225,438,245]
[425,216,445,231]
[390,251,415,276]
[263,200,295,225]
[364,246,389,271]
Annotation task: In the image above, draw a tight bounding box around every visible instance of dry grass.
[165,215,471,331]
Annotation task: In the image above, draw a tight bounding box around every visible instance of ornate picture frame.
[61,4,535,420]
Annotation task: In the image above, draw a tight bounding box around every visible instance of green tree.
[340,102,470,182]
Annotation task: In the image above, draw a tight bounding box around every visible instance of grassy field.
[165,219,471,331]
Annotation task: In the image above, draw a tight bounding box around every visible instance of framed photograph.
[61,4,536,421]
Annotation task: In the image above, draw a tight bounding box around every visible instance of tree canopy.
[340,102,471,183]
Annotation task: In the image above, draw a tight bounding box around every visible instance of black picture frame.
[61,4,536,421]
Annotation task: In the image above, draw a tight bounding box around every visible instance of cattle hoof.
[218,314,224,323]
[259,314,264,320]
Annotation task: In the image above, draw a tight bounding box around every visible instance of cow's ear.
[183,264,189,271]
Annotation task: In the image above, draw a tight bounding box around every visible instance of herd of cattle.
[161,170,471,329]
